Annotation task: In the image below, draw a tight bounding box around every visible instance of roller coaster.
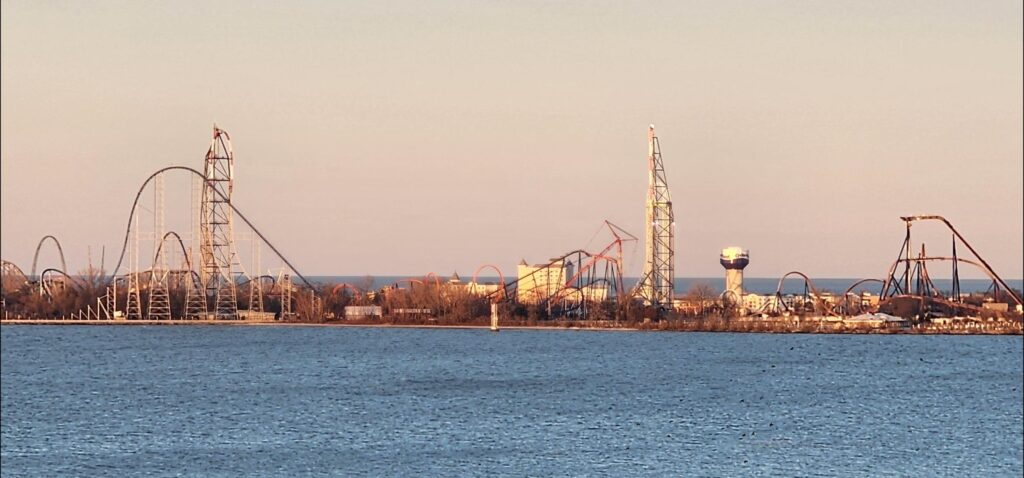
[2,124,1019,324]
[483,221,637,318]
[750,215,1020,319]
[1,124,680,322]
[877,215,1021,317]
[1,126,317,321]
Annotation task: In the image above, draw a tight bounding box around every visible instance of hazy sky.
[2,0,1022,280]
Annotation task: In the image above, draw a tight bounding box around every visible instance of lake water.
[2,326,1022,476]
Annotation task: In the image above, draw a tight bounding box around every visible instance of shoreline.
[0,319,636,332]
[1,319,1020,335]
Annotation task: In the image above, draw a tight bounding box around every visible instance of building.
[845,313,910,328]
[344,305,382,319]
[516,259,573,305]
[466,282,502,296]
[742,293,772,313]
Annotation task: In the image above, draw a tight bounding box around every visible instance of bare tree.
[686,281,717,316]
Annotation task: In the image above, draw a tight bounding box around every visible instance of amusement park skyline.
[2,0,1022,280]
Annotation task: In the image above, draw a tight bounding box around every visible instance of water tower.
[720,247,749,300]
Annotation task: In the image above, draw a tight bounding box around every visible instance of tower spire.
[199,124,238,319]
[635,124,676,308]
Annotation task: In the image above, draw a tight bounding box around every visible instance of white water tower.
[720,247,750,300]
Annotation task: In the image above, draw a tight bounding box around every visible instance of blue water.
[2,326,1022,476]
[310,276,1023,295]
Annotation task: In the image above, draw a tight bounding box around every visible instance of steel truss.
[200,125,239,319]
[635,125,675,308]
[879,215,1022,315]
[488,221,637,318]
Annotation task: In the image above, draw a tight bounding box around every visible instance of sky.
[2,0,1022,280]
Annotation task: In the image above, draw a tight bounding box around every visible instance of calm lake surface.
[2,326,1022,476]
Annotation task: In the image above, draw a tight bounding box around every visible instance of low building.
[982,302,1009,312]
[860,293,880,308]
[344,305,382,319]
[393,308,433,316]
[742,294,772,313]
[466,282,502,296]
[844,313,910,328]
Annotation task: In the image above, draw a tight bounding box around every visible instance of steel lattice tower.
[126,213,143,320]
[200,125,238,319]
[248,240,263,314]
[147,175,172,320]
[183,250,207,319]
[635,125,675,308]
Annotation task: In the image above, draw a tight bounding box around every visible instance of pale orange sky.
[2,0,1022,279]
